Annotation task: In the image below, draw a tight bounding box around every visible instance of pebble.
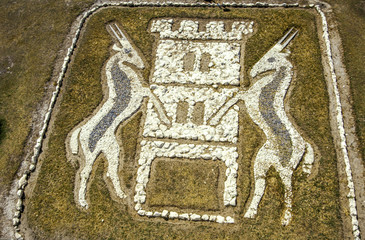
[169,212,178,219]
[16,199,23,211]
[15,232,23,240]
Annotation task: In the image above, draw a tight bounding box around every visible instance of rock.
[178,213,189,220]
[154,141,164,148]
[169,211,178,219]
[225,216,235,223]
[18,175,27,189]
[14,211,20,218]
[12,217,20,226]
[216,215,225,223]
[190,214,201,221]
[29,164,36,172]
[17,189,23,198]
[201,214,209,221]
[137,210,146,216]
[134,203,142,211]
[16,199,23,211]
[15,232,23,240]
[153,212,162,217]
[162,210,169,218]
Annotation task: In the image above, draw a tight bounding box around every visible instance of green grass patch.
[147,159,221,211]
[27,7,342,239]
[328,0,365,161]
[0,0,94,196]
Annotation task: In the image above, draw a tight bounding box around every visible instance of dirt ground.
[0,0,364,239]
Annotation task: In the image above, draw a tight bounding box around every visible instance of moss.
[27,7,342,239]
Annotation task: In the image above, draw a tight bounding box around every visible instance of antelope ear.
[282,49,291,56]
[112,44,122,52]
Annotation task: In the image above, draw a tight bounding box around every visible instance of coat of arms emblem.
[68,18,314,225]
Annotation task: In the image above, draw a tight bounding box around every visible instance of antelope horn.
[276,27,298,50]
[108,23,132,53]
[281,29,298,49]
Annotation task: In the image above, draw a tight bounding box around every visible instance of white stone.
[162,210,169,218]
[15,232,22,240]
[17,190,23,198]
[153,212,162,217]
[29,164,36,171]
[137,210,146,216]
[16,199,22,211]
[18,175,27,189]
[134,203,142,211]
[151,19,254,40]
[169,211,178,219]
[14,211,20,218]
[13,217,20,226]
[216,215,225,223]
[178,213,189,220]
[201,214,209,221]
[225,216,235,224]
[190,214,201,221]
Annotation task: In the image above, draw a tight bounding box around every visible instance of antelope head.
[250,28,298,79]
[108,23,145,69]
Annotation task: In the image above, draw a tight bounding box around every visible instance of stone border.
[134,141,238,222]
[11,1,360,239]
[315,5,360,239]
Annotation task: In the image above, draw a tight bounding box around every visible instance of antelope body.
[242,29,314,225]
[68,24,169,208]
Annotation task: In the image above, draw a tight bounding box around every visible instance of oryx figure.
[242,28,315,225]
[68,23,169,209]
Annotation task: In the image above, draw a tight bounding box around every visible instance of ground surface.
[0,0,364,239]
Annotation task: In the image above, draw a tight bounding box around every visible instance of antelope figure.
[242,28,315,225]
[68,23,169,209]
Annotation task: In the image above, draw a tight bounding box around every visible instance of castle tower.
[134,18,255,223]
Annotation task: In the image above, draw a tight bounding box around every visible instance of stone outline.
[12,2,360,240]
[134,140,238,223]
[315,5,360,239]
[241,32,315,226]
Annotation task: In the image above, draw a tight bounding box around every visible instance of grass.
[25,7,343,239]
[0,1,94,233]
[147,159,221,211]
[327,0,365,161]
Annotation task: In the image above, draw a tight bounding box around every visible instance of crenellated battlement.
[150,19,254,40]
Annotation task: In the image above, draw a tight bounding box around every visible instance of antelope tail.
[70,128,81,155]
[302,142,314,174]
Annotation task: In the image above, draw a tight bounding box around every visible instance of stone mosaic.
[88,62,132,152]
[241,28,314,225]
[65,19,316,225]
[9,1,360,239]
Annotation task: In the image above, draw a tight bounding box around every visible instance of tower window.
[200,53,211,72]
[176,101,189,124]
[192,102,205,125]
[183,52,195,72]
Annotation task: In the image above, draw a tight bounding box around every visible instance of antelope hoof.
[303,164,312,175]
[79,199,89,209]
[244,208,257,218]
[281,209,292,226]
